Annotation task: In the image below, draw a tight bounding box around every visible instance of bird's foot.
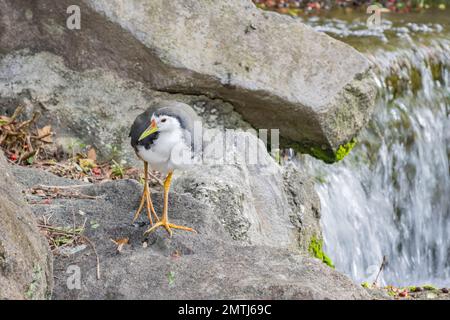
[143,219,197,238]
[133,187,159,225]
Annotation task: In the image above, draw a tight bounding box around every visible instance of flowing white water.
[302,39,450,287]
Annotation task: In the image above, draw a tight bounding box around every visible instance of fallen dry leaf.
[399,290,408,298]
[111,238,129,253]
[171,250,181,259]
[37,125,53,143]
[87,147,97,162]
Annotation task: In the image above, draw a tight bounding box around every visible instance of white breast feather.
[137,128,188,174]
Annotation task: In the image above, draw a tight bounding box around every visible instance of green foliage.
[335,139,357,161]
[309,146,336,164]
[309,139,357,164]
[387,289,397,297]
[68,138,87,157]
[423,284,438,290]
[90,220,100,230]
[111,159,125,178]
[26,156,35,165]
[105,143,123,162]
[308,236,335,268]
[167,271,175,285]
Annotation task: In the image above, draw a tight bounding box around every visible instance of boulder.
[174,130,321,251]
[0,154,53,299]
[12,165,369,300]
[0,0,377,161]
[0,51,251,165]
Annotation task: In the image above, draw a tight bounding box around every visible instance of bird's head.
[138,113,180,141]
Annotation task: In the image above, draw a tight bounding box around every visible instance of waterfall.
[302,39,450,287]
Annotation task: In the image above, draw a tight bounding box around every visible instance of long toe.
[143,222,163,235]
[168,223,197,233]
[143,221,196,237]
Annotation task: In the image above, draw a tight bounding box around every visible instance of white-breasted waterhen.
[129,102,200,237]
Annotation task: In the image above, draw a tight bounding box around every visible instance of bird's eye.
[161,118,167,123]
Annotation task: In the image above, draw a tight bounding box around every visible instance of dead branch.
[28,186,99,200]
[373,255,387,287]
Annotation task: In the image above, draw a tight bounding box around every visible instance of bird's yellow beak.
[138,119,158,141]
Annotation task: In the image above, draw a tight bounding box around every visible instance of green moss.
[309,146,336,164]
[430,61,443,83]
[408,286,417,292]
[385,73,401,98]
[410,67,422,94]
[423,284,438,291]
[335,139,357,161]
[25,264,42,300]
[310,139,357,164]
[361,282,371,289]
[282,137,357,164]
[387,290,397,297]
[308,236,335,268]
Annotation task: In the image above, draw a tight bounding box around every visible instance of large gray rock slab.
[13,166,369,300]
[0,154,53,299]
[0,51,250,165]
[0,0,377,161]
[174,130,321,252]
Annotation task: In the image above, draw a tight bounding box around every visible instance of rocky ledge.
[2,152,369,300]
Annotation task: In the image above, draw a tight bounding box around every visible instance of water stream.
[300,10,450,286]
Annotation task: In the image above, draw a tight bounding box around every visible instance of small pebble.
[442,288,449,294]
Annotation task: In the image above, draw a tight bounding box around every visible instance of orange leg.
[133,162,159,224]
[144,171,197,237]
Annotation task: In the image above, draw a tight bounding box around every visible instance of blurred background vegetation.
[253,0,448,14]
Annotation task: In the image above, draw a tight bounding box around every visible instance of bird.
[129,101,200,237]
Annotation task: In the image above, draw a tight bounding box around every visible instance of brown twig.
[38,218,101,280]
[373,255,387,287]
[147,171,164,187]
[80,235,101,280]
[36,184,92,189]
[28,186,99,200]
[16,112,40,130]
[1,106,53,165]
[4,105,25,125]
[31,132,52,141]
